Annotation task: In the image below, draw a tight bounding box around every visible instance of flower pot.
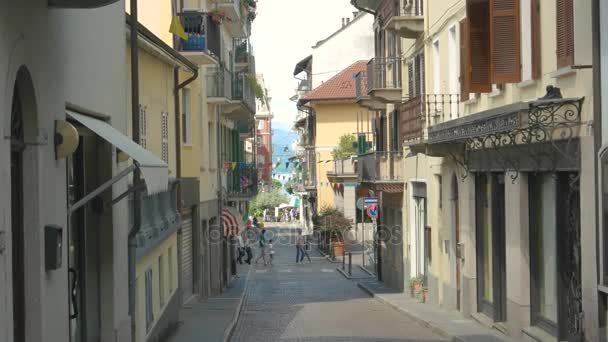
[332,241,344,257]
[211,14,222,24]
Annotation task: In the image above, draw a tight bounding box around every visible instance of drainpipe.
[216,104,223,290]
[174,67,199,207]
[127,0,140,340]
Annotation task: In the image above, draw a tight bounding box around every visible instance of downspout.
[128,0,140,340]
[216,104,223,290]
[174,67,199,206]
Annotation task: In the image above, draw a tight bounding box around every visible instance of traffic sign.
[366,204,379,219]
[356,197,366,210]
[364,197,378,205]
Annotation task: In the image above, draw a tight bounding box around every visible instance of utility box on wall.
[45,225,63,271]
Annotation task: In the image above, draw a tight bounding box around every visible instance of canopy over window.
[67,111,169,194]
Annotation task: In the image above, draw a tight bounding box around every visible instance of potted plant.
[421,287,429,303]
[315,205,353,259]
[409,276,424,298]
[209,9,228,24]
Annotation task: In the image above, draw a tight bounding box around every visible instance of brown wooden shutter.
[420,52,426,95]
[408,61,414,96]
[459,19,470,101]
[530,0,541,79]
[556,0,574,68]
[490,0,521,83]
[467,0,492,93]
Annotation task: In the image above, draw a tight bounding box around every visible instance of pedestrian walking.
[255,228,268,265]
[245,239,253,264]
[296,229,305,264]
[268,239,275,265]
[302,236,312,263]
[237,233,245,265]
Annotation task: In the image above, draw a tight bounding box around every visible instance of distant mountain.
[271,122,298,175]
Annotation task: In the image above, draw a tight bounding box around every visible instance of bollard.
[342,250,346,270]
[349,252,352,276]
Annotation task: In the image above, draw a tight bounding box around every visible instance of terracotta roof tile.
[302,60,368,102]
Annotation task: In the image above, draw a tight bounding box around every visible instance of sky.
[250,0,361,128]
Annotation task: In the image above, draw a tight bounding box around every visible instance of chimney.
[346,17,351,24]
[353,11,359,19]
[342,18,346,27]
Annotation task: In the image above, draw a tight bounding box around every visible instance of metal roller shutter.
[180,211,194,302]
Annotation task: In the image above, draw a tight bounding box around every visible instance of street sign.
[364,197,378,205]
[366,204,379,219]
[356,197,366,210]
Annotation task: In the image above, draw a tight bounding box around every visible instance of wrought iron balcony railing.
[177,11,221,60]
[233,72,256,114]
[227,168,258,198]
[366,57,402,93]
[207,66,233,99]
[234,38,253,65]
[379,0,423,22]
[399,94,460,142]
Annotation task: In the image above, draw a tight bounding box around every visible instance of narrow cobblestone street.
[230,224,446,342]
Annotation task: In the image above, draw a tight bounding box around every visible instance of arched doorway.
[10,66,38,342]
[451,174,461,311]
[11,71,26,342]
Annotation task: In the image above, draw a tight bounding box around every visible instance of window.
[437,175,443,210]
[145,268,154,332]
[407,51,425,97]
[432,40,441,94]
[390,110,400,151]
[208,122,214,169]
[168,246,174,293]
[139,105,147,148]
[161,111,169,163]
[462,0,522,93]
[556,0,574,68]
[529,174,559,331]
[520,0,541,81]
[257,120,265,130]
[448,25,459,96]
[159,254,165,307]
[182,88,192,144]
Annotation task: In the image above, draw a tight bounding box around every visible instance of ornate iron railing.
[400,94,460,141]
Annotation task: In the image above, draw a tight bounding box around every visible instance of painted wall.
[125,0,174,45]
[313,101,361,209]
[135,233,178,342]
[312,13,375,88]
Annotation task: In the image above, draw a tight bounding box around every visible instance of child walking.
[268,239,275,265]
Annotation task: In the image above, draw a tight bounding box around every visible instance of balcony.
[326,159,357,180]
[206,66,233,103]
[351,0,382,12]
[358,151,403,184]
[226,168,258,200]
[366,57,402,103]
[213,0,248,37]
[355,71,385,111]
[226,72,256,119]
[399,94,460,154]
[130,182,181,259]
[380,0,424,39]
[234,38,254,70]
[177,11,221,65]
[48,0,118,8]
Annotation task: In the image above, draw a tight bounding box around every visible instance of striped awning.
[222,207,244,236]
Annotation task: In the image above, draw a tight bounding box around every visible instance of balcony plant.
[209,9,230,24]
[245,73,265,100]
[331,134,357,159]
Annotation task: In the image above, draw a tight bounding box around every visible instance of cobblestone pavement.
[230,225,447,342]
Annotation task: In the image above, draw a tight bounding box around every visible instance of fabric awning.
[222,207,244,236]
[67,111,169,194]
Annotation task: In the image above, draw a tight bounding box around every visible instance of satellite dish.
[54,120,79,160]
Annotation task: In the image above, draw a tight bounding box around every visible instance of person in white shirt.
[268,239,275,265]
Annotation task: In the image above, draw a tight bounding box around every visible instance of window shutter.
[408,61,414,96]
[460,19,470,101]
[420,52,426,95]
[490,0,521,83]
[556,0,574,68]
[531,0,541,79]
[467,0,492,92]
